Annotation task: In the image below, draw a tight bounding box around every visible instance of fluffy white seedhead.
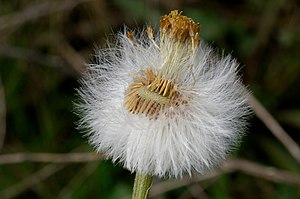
[76,10,251,178]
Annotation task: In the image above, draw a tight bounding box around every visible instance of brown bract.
[160,10,200,46]
[124,69,179,117]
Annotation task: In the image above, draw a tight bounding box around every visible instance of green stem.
[132,172,153,199]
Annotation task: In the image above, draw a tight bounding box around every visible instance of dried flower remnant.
[77,10,251,178]
[160,10,200,46]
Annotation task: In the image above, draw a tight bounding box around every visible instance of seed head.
[76,10,251,178]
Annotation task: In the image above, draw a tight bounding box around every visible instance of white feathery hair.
[76,26,251,178]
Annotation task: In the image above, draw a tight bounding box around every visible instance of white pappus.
[76,10,251,178]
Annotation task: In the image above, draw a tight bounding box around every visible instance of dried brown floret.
[160,10,200,46]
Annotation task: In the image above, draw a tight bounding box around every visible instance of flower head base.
[125,69,179,117]
[77,10,251,178]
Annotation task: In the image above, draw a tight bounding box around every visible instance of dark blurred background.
[0,0,300,198]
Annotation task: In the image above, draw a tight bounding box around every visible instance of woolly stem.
[132,172,153,199]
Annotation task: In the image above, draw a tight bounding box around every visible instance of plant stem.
[132,172,153,199]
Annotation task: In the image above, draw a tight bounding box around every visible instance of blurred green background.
[0,0,300,198]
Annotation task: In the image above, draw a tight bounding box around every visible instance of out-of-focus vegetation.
[0,0,300,198]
